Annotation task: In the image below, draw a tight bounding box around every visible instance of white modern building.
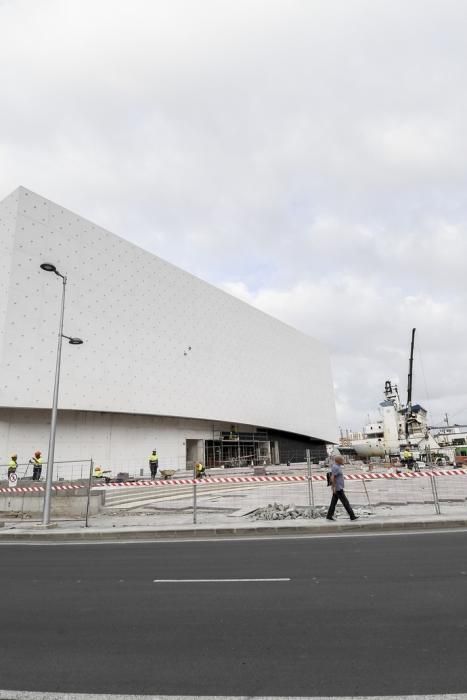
[0,187,338,478]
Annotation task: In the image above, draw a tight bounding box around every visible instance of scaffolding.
[205,429,271,468]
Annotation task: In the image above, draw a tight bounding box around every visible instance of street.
[1,531,467,697]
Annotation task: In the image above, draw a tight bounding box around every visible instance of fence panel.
[431,473,467,514]
[94,467,467,527]
[0,459,92,483]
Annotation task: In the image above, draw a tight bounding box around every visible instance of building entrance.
[185,439,204,472]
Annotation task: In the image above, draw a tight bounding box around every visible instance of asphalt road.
[1,531,467,697]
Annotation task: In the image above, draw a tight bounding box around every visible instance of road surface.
[1,531,467,696]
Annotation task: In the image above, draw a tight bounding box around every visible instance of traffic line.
[153,577,290,583]
[2,692,467,699]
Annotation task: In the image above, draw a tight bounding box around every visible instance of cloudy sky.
[1,0,466,432]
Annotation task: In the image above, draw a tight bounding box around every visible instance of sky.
[1,0,467,432]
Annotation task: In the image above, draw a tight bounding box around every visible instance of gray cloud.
[1,0,467,430]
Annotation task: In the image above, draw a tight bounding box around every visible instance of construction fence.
[2,455,467,527]
[97,465,467,525]
[0,459,93,483]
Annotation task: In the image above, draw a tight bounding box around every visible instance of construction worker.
[195,461,206,479]
[29,450,43,481]
[402,448,414,470]
[93,465,111,482]
[149,449,159,478]
[8,454,18,480]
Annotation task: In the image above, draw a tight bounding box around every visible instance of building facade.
[0,187,338,477]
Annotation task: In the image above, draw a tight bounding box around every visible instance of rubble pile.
[250,503,373,521]
[250,502,328,520]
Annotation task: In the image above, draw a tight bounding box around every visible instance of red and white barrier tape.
[99,467,467,489]
[2,468,466,494]
[0,483,84,495]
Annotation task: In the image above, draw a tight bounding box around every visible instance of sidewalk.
[1,508,467,542]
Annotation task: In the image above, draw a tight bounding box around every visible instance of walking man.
[326,456,358,521]
[148,449,159,478]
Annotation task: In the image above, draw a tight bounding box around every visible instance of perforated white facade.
[0,187,337,472]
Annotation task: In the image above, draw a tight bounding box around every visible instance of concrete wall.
[0,407,257,475]
[0,187,337,444]
[0,487,103,517]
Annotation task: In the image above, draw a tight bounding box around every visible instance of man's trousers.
[327,489,356,519]
[32,466,42,481]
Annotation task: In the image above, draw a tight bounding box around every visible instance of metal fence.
[3,453,467,527]
[94,456,467,527]
[0,459,93,483]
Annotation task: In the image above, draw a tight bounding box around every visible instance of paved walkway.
[1,505,467,541]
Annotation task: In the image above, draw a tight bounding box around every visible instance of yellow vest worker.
[195,462,205,478]
[93,466,103,478]
[149,450,159,478]
[403,449,414,470]
[31,451,43,481]
[8,455,18,477]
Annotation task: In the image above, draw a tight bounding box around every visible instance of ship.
[342,329,443,462]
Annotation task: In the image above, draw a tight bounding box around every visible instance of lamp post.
[40,263,83,526]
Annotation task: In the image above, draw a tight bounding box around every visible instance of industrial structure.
[342,329,455,465]
[0,187,338,475]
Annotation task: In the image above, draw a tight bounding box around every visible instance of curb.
[1,517,467,542]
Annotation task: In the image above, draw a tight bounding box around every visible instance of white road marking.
[153,577,290,583]
[0,527,467,546]
[2,691,467,699]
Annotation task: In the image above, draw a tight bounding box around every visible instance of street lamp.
[40,263,83,526]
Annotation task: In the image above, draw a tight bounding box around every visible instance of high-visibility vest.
[93,467,103,477]
[32,456,42,466]
[8,460,17,470]
[149,454,158,463]
[196,463,204,474]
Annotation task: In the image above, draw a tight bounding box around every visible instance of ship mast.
[405,327,416,441]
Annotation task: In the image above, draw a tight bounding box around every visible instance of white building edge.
[0,187,337,479]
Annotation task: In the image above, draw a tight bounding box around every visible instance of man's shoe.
[326,516,337,521]
[350,516,359,521]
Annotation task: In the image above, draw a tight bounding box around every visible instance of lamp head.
[68,337,83,345]
[40,263,57,273]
